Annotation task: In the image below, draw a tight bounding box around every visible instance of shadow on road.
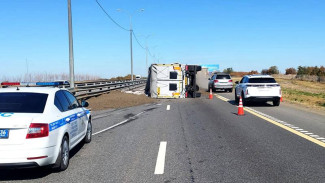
[0,141,85,181]
[201,89,275,107]
[227,100,274,107]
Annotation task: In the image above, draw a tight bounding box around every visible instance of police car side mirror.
[235,81,239,84]
[81,100,89,107]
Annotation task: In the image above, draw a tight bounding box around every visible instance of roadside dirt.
[87,90,157,111]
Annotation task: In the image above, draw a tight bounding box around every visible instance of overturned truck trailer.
[145,63,202,98]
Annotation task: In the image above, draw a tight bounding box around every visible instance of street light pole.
[146,46,148,71]
[129,16,133,81]
[117,9,144,81]
[144,35,150,72]
[67,0,75,88]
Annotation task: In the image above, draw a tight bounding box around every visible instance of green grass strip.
[282,88,325,99]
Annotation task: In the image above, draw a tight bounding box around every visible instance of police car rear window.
[0,92,48,113]
[248,78,276,83]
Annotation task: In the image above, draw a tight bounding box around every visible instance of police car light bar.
[20,82,37,86]
[1,82,20,86]
[36,82,61,86]
[1,82,61,86]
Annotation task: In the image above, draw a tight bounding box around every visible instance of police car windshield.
[0,92,48,113]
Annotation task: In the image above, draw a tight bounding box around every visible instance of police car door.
[54,91,78,146]
[62,91,85,145]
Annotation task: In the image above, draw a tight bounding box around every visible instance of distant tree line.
[222,65,325,77]
[224,66,280,76]
[223,68,233,74]
[109,74,137,81]
[261,66,279,75]
[295,66,325,76]
[285,67,297,75]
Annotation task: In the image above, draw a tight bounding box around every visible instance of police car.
[0,82,92,171]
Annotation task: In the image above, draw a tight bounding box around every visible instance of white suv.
[235,75,281,106]
[208,73,233,92]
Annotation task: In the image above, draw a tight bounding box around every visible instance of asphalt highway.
[1,71,325,182]
[197,70,325,143]
[1,95,325,182]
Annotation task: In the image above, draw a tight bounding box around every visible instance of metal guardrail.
[0,79,147,99]
[67,79,147,99]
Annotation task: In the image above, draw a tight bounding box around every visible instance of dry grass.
[275,78,325,109]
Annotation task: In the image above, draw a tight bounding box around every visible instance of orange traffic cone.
[280,96,283,102]
[209,88,213,99]
[237,96,244,115]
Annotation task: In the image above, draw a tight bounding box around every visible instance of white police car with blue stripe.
[0,83,91,171]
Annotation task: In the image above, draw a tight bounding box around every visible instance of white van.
[135,75,141,80]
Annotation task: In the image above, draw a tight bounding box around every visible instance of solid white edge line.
[92,111,145,136]
[154,141,167,175]
[166,105,170,111]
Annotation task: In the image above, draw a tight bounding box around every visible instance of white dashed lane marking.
[166,105,170,111]
[154,141,167,175]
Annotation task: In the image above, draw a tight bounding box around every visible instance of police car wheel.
[84,121,92,143]
[58,136,70,171]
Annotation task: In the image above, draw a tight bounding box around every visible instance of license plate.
[0,129,9,139]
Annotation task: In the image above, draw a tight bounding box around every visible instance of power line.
[95,0,129,31]
[94,0,158,63]
[132,31,145,49]
[147,47,155,59]
[132,31,156,60]
[148,48,154,58]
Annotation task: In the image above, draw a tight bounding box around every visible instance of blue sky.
[1,0,324,79]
